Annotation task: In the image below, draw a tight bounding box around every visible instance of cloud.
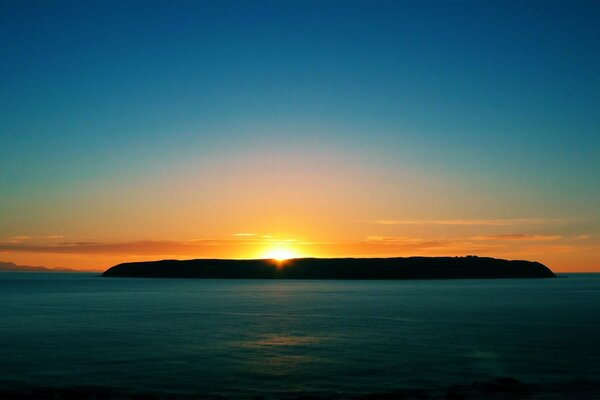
[356,233,587,257]
[519,244,580,254]
[471,234,562,241]
[365,237,464,251]
[7,235,64,244]
[0,240,231,256]
[8,236,32,243]
[182,239,229,246]
[366,236,449,247]
[368,218,569,226]
[362,236,505,254]
[575,234,590,240]
[233,233,256,237]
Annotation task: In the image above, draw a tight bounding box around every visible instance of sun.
[262,248,297,262]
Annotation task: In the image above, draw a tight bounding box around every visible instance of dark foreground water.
[1,273,599,399]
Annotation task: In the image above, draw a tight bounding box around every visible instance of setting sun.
[262,248,297,262]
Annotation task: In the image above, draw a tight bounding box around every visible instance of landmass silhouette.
[102,256,555,279]
[0,261,73,272]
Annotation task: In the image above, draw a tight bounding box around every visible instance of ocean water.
[1,272,599,398]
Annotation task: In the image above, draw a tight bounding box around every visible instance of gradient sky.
[1,0,599,271]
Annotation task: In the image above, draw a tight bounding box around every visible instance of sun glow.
[262,247,297,262]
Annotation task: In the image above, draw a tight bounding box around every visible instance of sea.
[1,272,599,399]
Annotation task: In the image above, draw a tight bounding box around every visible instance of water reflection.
[232,334,324,377]
[243,334,322,348]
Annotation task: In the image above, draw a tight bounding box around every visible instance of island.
[101,256,555,279]
[0,261,74,273]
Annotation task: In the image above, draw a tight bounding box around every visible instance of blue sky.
[1,1,599,270]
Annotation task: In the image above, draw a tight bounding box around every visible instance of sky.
[1,0,599,272]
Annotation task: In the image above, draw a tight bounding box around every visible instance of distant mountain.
[102,256,555,279]
[0,261,73,272]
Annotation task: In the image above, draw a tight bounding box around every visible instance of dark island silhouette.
[102,256,555,279]
[0,261,74,273]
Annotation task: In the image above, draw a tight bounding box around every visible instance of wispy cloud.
[8,236,32,243]
[0,240,235,256]
[365,236,457,250]
[357,233,591,257]
[233,233,256,237]
[471,234,562,241]
[7,235,64,243]
[575,234,590,240]
[362,236,505,253]
[182,239,229,246]
[368,218,569,226]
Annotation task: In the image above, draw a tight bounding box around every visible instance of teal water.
[0,273,599,398]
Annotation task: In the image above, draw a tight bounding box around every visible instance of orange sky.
[1,220,597,272]
[1,144,598,273]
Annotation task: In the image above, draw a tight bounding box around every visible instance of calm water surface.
[1,273,599,398]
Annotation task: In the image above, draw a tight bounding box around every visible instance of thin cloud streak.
[7,235,64,243]
[471,234,562,241]
[369,218,570,226]
[8,236,33,243]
